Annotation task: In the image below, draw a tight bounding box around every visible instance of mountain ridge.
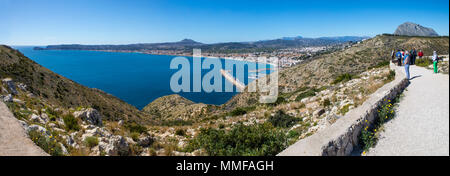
[34,35,369,52]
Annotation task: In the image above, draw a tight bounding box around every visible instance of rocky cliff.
[394,22,439,36]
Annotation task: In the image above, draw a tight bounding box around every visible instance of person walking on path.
[418,50,424,59]
[404,51,411,79]
[410,48,417,65]
[396,50,403,66]
[432,51,439,73]
[391,50,396,63]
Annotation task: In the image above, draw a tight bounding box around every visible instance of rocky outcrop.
[1,94,12,102]
[137,135,153,147]
[26,124,51,137]
[74,108,102,126]
[2,78,18,95]
[394,22,439,37]
[98,135,129,156]
[143,94,209,121]
[30,114,48,124]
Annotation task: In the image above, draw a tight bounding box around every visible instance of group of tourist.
[391,49,440,80]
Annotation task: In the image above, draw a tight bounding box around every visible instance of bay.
[14,47,270,109]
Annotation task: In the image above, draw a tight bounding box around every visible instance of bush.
[125,123,147,134]
[295,90,316,101]
[28,130,63,156]
[229,106,256,116]
[130,132,140,141]
[385,70,396,82]
[186,123,287,156]
[161,119,193,126]
[287,130,300,139]
[339,104,353,115]
[84,136,99,148]
[333,73,354,84]
[267,110,299,128]
[360,127,376,152]
[44,107,59,121]
[269,96,287,105]
[368,60,390,69]
[416,58,433,67]
[360,98,397,152]
[321,98,331,107]
[63,114,80,131]
[175,129,186,136]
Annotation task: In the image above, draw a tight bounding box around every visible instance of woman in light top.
[403,51,411,80]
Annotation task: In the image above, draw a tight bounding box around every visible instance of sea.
[13,47,271,109]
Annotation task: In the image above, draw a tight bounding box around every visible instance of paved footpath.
[367,65,449,156]
[0,101,48,156]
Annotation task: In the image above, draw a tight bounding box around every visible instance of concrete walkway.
[367,65,449,156]
[0,101,48,156]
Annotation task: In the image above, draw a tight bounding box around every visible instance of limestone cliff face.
[394,22,439,37]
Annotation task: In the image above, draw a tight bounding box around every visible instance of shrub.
[360,98,398,152]
[175,129,186,136]
[339,104,353,115]
[287,130,300,139]
[186,123,287,156]
[385,70,396,83]
[229,106,255,116]
[63,114,80,131]
[218,123,225,129]
[267,110,299,128]
[321,98,331,107]
[333,73,354,84]
[415,58,433,67]
[161,119,193,126]
[295,90,316,101]
[44,107,59,121]
[125,122,147,134]
[360,127,376,151]
[269,96,286,105]
[84,136,99,148]
[368,60,390,69]
[130,132,140,141]
[28,130,63,156]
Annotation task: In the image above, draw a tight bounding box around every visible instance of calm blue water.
[14,47,270,109]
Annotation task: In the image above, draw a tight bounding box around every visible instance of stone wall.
[278,64,409,156]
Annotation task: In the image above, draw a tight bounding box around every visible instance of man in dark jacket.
[410,48,417,65]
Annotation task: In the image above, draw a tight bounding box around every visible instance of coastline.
[53,49,279,66]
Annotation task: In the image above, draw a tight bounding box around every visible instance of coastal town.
[95,42,356,68]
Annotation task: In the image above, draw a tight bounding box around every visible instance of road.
[0,101,48,156]
[367,65,449,156]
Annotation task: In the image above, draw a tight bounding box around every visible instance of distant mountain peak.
[179,39,198,43]
[394,22,439,36]
[281,36,303,40]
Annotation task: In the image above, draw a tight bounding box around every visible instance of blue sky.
[1,0,448,45]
